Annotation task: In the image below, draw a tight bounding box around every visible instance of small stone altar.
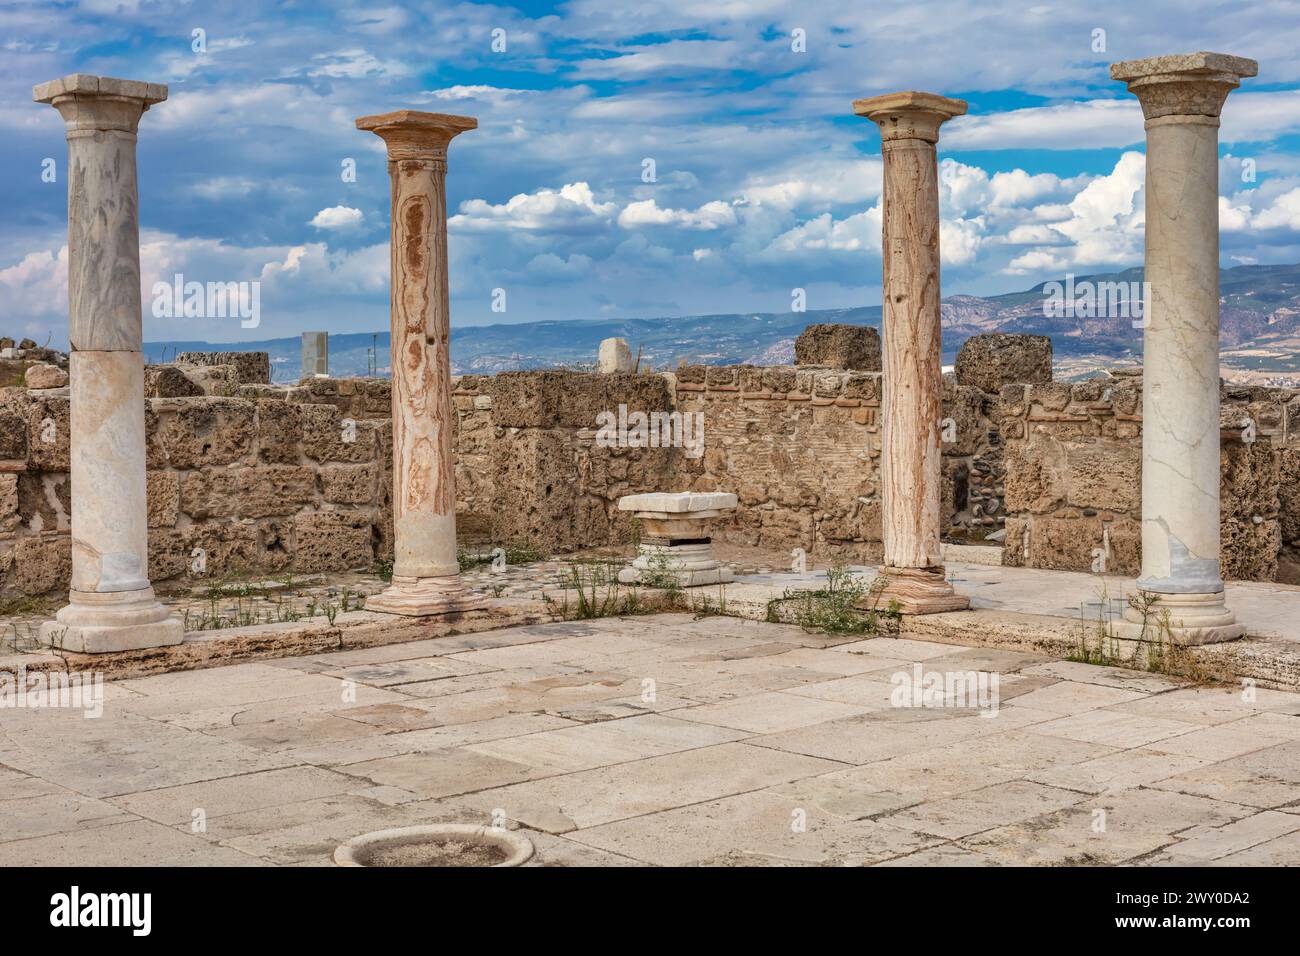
[617,492,737,587]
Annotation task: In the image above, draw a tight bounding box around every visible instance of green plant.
[765,564,897,635]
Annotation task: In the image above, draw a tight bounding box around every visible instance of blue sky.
[4,0,1300,345]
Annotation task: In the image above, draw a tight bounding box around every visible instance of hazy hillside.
[143,262,1300,383]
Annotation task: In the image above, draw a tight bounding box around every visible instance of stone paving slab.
[4,613,1300,866]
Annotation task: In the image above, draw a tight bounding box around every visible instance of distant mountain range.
[143,262,1300,383]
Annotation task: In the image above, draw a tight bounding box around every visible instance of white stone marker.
[853,91,969,614]
[34,74,182,653]
[302,331,328,378]
[1112,52,1257,644]
[357,110,486,616]
[598,337,634,374]
[618,492,737,587]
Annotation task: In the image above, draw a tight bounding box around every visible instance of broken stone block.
[598,337,634,373]
[24,363,68,389]
[793,324,882,371]
[955,333,1053,394]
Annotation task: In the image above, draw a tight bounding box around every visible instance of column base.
[869,565,969,615]
[618,566,735,588]
[618,541,733,588]
[1114,591,1246,645]
[41,589,183,653]
[366,574,488,617]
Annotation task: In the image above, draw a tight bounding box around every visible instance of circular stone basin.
[334,825,534,868]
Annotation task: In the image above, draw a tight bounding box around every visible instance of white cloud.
[618,199,737,230]
[451,182,616,232]
[310,206,364,230]
[741,159,882,209]
[945,99,1143,151]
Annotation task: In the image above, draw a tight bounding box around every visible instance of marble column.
[1113,53,1256,644]
[33,75,182,653]
[854,92,969,614]
[357,110,486,616]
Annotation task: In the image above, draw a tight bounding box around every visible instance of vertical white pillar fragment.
[854,91,969,614]
[35,74,182,653]
[1113,53,1257,644]
[357,110,486,616]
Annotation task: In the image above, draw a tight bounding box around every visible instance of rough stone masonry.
[1,331,1296,598]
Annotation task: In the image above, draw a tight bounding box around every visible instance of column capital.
[356,110,477,160]
[852,91,967,144]
[34,73,167,133]
[1111,52,1257,122]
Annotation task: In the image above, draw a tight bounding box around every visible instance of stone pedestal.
[617,492,737,587]
[357,110,486,617]
[854,91,970,615]
[1111,52,1257,645]
[34,74,182,653]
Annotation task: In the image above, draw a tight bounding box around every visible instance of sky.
[4,0,1300,346]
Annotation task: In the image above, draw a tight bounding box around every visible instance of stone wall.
[999,374,1289,583]
[0,386,391,597]
[5,351,1300,597]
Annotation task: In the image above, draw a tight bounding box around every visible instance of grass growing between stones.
[542,559,675,621]
[457,545,548,572]
[1069,587,1236,685]
[764,565,900,635]
[178,572,367,632]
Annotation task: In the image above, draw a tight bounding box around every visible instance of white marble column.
[854,91,969,614]
[357,110,486,616]
[34,74,182,653]
[1113,53,1257,644]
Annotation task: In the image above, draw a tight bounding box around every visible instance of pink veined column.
[854,91,970,614]
[34,74,183,653]
[357,110,486,616]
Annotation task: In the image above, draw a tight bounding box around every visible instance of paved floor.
[736,561,1300,643]
[3,613,1300,866]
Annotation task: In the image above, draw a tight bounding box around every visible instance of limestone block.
[1064,441,1141,513]
[955,334,1053,394]
[490,370,671,429]
[180,465,317,519]
[24,363,68,389]
[173,350,271,385]
[0,473,18,530]
[301,404,377,463]
[146,528,188,581]
[0,410,29,462]
[1003,440,1068,514]
[321,463,378,504]
[301,332,328,378]
[24,393,70,471]
[144,365,204,398]
[15,534,71,594]
[794,324,882,370]
[291,511,372,572]
[146,470,179,527]
[182,521,258,577]
[257,400,303,463]
[598,337,634,373]
[154,398,255,468]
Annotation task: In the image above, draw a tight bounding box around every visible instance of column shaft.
[1139,119,1224,593]
[1111,52,1257,643]
[388,155,459,579]
[880,137,945,571]
[33,74,180,653]
[854,91,969,614]
[357,110,485,617]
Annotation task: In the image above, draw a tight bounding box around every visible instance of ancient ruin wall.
[2,360,1298,597]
